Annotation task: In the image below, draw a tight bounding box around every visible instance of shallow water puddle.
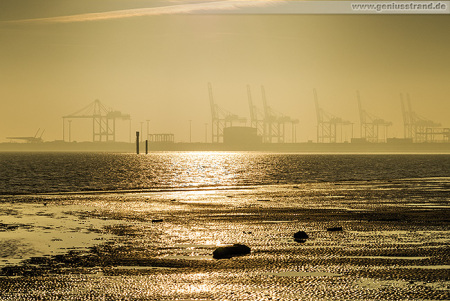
[356,278,411,289]
[356,277,450,292]
[344,256,430,260]
[160,255,213,260]
[405,265,450,269]
[172,243,217,249]
[0,203,120,267]
[265,271,342,277]
[406,203,450,209]
[111,266,177,270]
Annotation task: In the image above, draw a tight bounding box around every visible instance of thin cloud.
[6,0,284,24]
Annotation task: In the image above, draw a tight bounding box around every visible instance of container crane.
[357,91,392,142]
[63,99,130,142]
[314,89,352,143]
[400,94,443,142]
[261,86,298,143]
[208,83,246,143]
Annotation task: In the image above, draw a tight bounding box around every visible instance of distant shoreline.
[1,141,450,153]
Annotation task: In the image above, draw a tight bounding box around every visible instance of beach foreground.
[0,179,449,300]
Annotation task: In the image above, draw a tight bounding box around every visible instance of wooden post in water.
[145,140,148,154]
[136,131,140,154]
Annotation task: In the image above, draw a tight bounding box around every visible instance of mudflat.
[0,179,449,300]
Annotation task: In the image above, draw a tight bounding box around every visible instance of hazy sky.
[1,0,449,143]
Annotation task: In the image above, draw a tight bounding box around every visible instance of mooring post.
[136,131,140,154]
[145,140,148,154]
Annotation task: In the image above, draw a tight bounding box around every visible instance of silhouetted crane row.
[208,83,246,143]
[63,99,130,142]
[401,94,442,142]
[357,91,392,143]
[260,86,298,143]
[314,89,353,143]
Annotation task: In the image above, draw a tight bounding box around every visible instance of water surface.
[0,152,448,195]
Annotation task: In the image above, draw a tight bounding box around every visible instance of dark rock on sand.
[327,226,343,232]
[213,244,251,259]
[294,231,309,242]
[152,219,163,223]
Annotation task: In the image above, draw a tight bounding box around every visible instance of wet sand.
[0,179,449,300]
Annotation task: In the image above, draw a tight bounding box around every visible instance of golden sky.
[1,1,449,143]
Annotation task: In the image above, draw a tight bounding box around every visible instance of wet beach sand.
[0,178,449,300]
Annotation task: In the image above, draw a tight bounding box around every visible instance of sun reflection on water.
[145,152,260,188]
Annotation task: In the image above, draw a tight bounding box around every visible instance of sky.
[1,0,449,143]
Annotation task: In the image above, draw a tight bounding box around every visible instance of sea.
[0,152,449,195]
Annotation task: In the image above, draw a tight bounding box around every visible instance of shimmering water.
[0,152,449,195]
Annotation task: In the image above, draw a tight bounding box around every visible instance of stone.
[213,244,251,259]
[294,231,309,242]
